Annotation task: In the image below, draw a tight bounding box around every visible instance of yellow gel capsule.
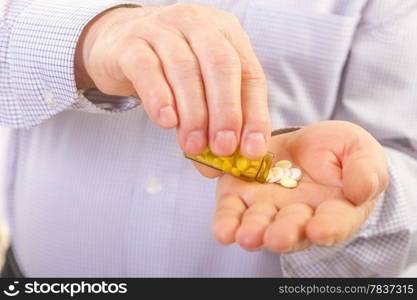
[236,157,249,171]
[184,147,274,183]
[221,156,234,165]
[213,158,223,169]
[231,168,241,176]
[205,153,215,164]
[222,159,233,172]
[244,168,258,177]
[250,160,261,168]
[202,148,210,156]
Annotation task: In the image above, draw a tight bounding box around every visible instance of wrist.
[74,6,139,89]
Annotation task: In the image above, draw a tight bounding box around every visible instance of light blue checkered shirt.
[1,0,417,277]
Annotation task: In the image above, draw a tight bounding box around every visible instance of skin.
[75,3,271,159]
[75,4,389,253]
[200,121,389,252]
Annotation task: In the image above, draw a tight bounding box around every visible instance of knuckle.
[218,100,241,114]
[147,88,173,106]
[130,52,157,70]
[169,3,201,20]
[244,210,273,224]
[379,170,390,191]
[230,112,243,126]
[207,53,228,66]
[170,56,199,73]
[225,12,241,26]
[249,114,271,130]
[250,203,276,218]
[242,69,267,87]
[104,56,125,82]
[240,30,252,42]
[106,64,126,82]
[181,115,207,131]
[206,50,240,69]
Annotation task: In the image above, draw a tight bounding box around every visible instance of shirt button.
[145,177,162,195]
[43,90,57,108]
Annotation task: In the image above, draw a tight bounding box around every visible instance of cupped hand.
[75,3,270,159]
[209,121,389,253]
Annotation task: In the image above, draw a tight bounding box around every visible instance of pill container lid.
[255,152,274,183]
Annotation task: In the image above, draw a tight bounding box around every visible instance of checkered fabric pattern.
[1,0,139,128]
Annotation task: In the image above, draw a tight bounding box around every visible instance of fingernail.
[245,132,266,158]
[158,105,177,128]
[185,130,206,155]
[214,130,237,156]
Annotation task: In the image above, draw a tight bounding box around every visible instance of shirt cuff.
[72,88,140,114]
[8,0,140,127]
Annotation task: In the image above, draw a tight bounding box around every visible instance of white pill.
[282,168,291,179]
[290,168,302,181]
[280,177,298,188]
[271,167,284,181]
[266,170,274,183]
[275,160,292,169]
[269,176,281,184]
[267,176,280,184]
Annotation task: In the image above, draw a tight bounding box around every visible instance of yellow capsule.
[205,153,215,164]
[184,147,274,183]
[213,158,223,169]
[250,160,261,168]
[231,168,241,176]
[222,159,233,172]
[244,167,258,178]
[202,148,210,156]
[236,157,249,171]
[221,156,234,164]
[275,160,292,169]
[290,168,302,181]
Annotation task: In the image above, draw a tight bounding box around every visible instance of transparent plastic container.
[185,147,274,183]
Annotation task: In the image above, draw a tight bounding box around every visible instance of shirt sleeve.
[280,0,417,277]
[1,0,140,128]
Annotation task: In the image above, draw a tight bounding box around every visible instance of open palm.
[206,121,389,253]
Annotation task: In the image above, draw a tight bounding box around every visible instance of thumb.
[342,143,389,205]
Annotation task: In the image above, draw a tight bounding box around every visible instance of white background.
[0,126,415,276]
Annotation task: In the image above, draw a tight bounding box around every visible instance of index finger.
[164,11,243,157]
[224,22,271,159]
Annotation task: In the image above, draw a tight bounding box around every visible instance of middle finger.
[175,18,243,156]
[142,25,209,155]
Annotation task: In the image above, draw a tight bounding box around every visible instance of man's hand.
[75,3,270,159]
[211,121,389,253]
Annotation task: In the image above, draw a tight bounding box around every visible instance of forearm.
[0,0,139,128]
[75,5,141,90]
